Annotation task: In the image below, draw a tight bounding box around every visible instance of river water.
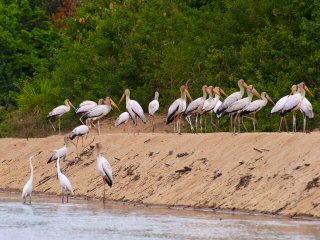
[0,193,319,240]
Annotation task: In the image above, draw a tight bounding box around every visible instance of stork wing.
[300,97,314,119]
[87,105,107,118]
[115,112,130,127]
[167,99,180,124]
[219,92,241,111]
[148,100,159,116]
[271,95,288,113]
[213,100,222,113]
[130,100,146,123]
[185,97,202,115]
[243,100,264,113]
[76,104,96,114]
[225,97,249,113]
[48,146,67,163]
[282,94,301,114]
[48,105,68,117]
[102,159,113,181]
[79,100,97,107]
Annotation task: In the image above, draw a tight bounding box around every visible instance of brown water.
[0,193,319,240]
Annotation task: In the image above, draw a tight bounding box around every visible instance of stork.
[47,99,76,135]
[216,79,248,131]
[271,85,297,132]
[166,84,192,134]
[148,91,160,132]
[240,92,275,132]
[184,85,208,133]
[119,89,146,134]
[77,98,104,124]
[47,136,70,164]
[224,85,261,133]
[281,82,314,132]
[85,97,119,135]
[96,142,113,203]
[115,112,131,132]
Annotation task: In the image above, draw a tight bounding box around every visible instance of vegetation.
[0,0,319,136]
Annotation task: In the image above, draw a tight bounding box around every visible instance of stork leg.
[253,113,256,132]
[195,114,198,133]
[67,193,69,203]
[185,115,194,133]
[303,114,307,133]
[178,114,182,134]
[293,111,297,132]
[200,114,203,133]
[237,113,241,133]
[61,188,64,203]
[278,117,283,132]
[229,114,233,132]
[58,117,61,135]
[241,117,248,132]
[49,118,56,132]
[152,115,155,132]
[102,179,106,204]
[29,194,32,204]
[79,114,85,125]
[173,115,176,133]
[204,115,207,133]
[284,116,288,132]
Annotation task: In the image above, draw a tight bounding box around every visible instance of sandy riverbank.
[1,132,320,218]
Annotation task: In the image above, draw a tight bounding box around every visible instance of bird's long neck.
[126,94,131,102]
[29,159,34,182]
[202,89,207,99]
[57,155,61,175]
[154,93,159,101]
[261,94,268,105]
[239,84,245,97]
[247,90,253,101]
[214,94,220,101]
[180,89,186,101]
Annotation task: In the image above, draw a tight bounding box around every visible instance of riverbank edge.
[2,188,319,222]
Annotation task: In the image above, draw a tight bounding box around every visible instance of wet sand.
[1,132,320,218]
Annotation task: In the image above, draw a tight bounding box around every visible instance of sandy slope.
[1,132,320,217]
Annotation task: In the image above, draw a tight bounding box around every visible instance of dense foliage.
[1,0,319,136]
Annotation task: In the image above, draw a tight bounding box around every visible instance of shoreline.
[1,188,320,222]
[1,133,320,219]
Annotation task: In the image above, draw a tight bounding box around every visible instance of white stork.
[281,82,314,132]
[77,98,104,124]
[300,97,314,132]
[85,97,119,135]
[115,112,131,132]
[184,85,208,133]
[216,79,248,130]
[96,142,113,203]
[148,91,160,132]
[21,156,35,204]
[271,85,297,132]
[55,150,73,203]
[166,84,192,134]
[225,85,261,133]
[47,99,76,135]
[47,136,70,164]
[119,89,146,134]
[240,92,275,132]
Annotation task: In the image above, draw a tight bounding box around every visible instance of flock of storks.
[21,80,314,204]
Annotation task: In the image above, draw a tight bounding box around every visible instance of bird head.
[65,99,76,110]
[107,97,120,111]
[238,79,248,88]
[119,89,130,105]
[181,85,192,101]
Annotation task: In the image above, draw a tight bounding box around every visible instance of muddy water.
[0,193,319,240]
